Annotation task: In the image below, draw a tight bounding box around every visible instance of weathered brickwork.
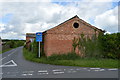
[26,16,104,56]
[43,15,104,56]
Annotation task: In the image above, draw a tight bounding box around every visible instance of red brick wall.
[43,33,49,56]
[44,17,102,56]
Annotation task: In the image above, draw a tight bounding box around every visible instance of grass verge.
[23,48,118,68]
[0,48,14,54]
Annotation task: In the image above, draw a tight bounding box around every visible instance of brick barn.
[26,15,104,56]
[42,15,105,56]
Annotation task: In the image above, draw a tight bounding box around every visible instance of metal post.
[39,42,40,58]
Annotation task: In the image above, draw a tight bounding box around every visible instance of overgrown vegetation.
[47,52,80,61]
[72,33,120,59]
[23,48,118,68]
[25,39,45,57]
[72,33,103,58]
[2,39,25,53]
[23,32,119,68]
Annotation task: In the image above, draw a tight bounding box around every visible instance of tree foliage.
[100,33,120,59]
[6,40,25,48]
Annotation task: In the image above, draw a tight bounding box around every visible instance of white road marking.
[108,69,118,71]
[89,69,105,72]
[28,74,33,76]
[38,70,47,73]
[22,73,33,76]
[8,53,13,56]
[76,69,81,70]
[23,71,34,73]
[53,71,64,74]
[99,69,105,71]
[0,60,17,67]
[0,49,16,61]
[53,69,62,72]
[94,70,99,71]
[68,70,77,73]
[90,68,101,70]
[22,74,27,76]
[11,60,17,66]
[38,73,49,75]
[7,50,16,57]
[7,72,19,74]
[38,70,48,75]
[83,68,87,69]
[0,57,6,61]
[70,69,74,70]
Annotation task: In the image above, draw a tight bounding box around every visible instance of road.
[0,46,119,78]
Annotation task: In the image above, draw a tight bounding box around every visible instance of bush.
[100,33,120,59]
[47,52,81,61]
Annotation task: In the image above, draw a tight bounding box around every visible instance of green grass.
[23,48,119,68]
[0,48,14,54]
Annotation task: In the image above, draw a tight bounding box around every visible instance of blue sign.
[36,32,42,42]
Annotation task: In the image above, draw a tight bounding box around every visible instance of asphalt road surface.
[0,46,119,78]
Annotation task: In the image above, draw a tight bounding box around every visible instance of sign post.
[36,32,42,58]
[39,42,40,57]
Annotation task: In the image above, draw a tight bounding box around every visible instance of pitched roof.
[26,33,36,37]
[44,15,105,33]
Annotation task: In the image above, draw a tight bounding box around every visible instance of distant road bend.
[0,46,118,78]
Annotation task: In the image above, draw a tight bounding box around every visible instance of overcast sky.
[0,0,119,40]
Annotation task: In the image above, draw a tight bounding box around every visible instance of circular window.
[73,22,79,28]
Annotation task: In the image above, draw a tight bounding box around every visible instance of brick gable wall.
[43,16,103,56]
